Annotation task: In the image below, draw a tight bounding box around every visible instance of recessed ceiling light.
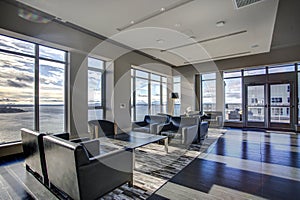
[251,44,259,48]
[174,23,181,27]
[160,7,166,11]
[216,21,225,27]
[130,20,135,24]
[157,39,164,44]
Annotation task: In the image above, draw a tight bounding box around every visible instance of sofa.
[158,116,199,145]
[43,135,133,200]
[132,115,168,134]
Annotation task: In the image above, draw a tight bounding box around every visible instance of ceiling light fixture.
[174,23,181,27]
[251,44,259,48]
[160,7,166,11]
[130,20,135,24]
[216,21,225,27]
[157,39,164,44]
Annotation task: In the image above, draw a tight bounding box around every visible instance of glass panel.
[39,60,65,133]
[268,65,295,74]
[88,57,104,70]
[151,81,161,114]
[223,71,241,78]
[0,52,34,143]
[201,73,216,80]
[88,70,102,107]
[136,70,148,78]
[270,84,290,123]
[173,76,180,83]
[39,45,66,62]
[0,34,35,55]
[225,78,242,121]
[135,78,149,121]
[202,80,216,111]
[162,77,167,83]
[244,68,266,76]
[247,107,264,122]
[247,85,265,106]
[247,85,264,122]
[151,74,160,81]
[88,109,103,121]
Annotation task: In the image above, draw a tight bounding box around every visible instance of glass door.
[246,85,266,128]
[269,83,293,129]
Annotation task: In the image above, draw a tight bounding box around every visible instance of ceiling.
[17,0,279,66]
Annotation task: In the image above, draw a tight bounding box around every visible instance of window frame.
[0,34,68,145]
[87,57,106,120]
[131,68,168,121]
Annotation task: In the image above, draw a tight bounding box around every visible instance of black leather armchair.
[88,120,116,138]
[43,135,133,200]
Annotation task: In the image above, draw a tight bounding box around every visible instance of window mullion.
[34,45,40,131]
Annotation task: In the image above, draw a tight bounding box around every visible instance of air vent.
[233,0,263,9]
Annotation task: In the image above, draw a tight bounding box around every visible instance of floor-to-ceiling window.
[131,68,168,121]
[224,71,242,121]
[88,57,105,121]
[201,72,216,112]
[223,63,298,130]
[0,34,67,144]
[173,76,181,116]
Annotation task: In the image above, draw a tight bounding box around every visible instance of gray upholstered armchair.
[132,115,168,134]
[158,117,199,145]
[43,135,133,200]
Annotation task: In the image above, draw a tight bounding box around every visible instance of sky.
[0,35,65,105]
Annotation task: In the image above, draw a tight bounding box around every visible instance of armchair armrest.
[182,124,199,145]
[150,123,159,134]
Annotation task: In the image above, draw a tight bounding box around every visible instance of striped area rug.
[101,128,225,200]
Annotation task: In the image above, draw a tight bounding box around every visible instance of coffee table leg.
[164,137,168,153]
[133,149,136,169]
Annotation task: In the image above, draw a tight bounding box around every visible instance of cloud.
[7,80,28,88]
[16,75,34,83]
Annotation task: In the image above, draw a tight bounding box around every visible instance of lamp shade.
[171,92,179,99]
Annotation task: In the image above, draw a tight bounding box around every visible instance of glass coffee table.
[99,131,168,152]
[99,131,168,169]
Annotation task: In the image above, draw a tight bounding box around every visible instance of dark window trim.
[0,34,68,146]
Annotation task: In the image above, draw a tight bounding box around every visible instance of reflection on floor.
[149,129,300,200]
[0,129,224,200]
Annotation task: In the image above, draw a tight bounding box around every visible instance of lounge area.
[0,0,300,199]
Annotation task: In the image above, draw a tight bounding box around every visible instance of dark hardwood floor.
[149,129,300,200]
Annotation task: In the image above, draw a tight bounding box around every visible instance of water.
[0,105,64,144]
